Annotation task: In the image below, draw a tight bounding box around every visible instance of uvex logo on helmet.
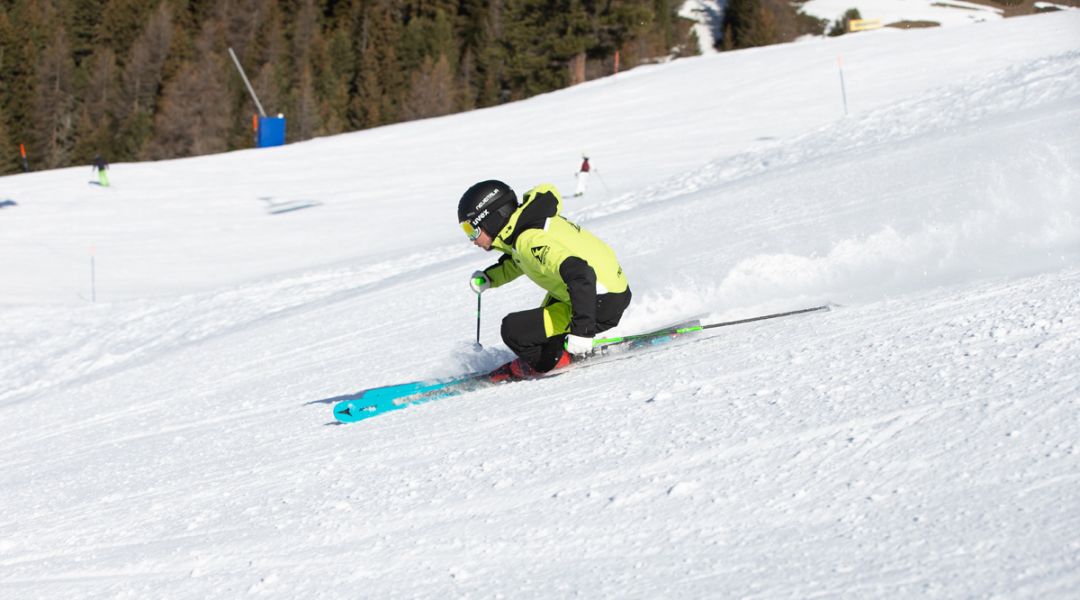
[470,209,490,227]
[468,188,500,226]
[458,180,517,238]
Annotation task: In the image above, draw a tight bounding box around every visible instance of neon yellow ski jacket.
[481,183,629,337]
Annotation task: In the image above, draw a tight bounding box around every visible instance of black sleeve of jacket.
[559,256,597,336]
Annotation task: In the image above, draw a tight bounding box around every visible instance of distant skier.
[91,155,110,187]
[574,155,590,197]
[458,179,631,380]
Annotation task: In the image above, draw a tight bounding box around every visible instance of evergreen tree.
[65,0,103,66]
[397,7,458,114]
[222,0,264,56]
[827,8,862,37]
[501,0,591,99]
[0,4,38,156]
[722,0,776,49]
[251,3,289,121]
[655,0,673,51]
[749,3,778,45]
[591,0,653,56]
[293,62,320,140]
[72,48,119,162]
[146,16,232,158]
[33,26,76,169]
[351,2,403,128]
[398,8,456,77]
[166,0,216,41]
[0,102,18,175]
[114,2,173,159]
[318,25,354,135]
[287,0,323,140]
[291,0,319,67]
[401,53,455,121]
[160,0,201,78]
[456,0,504,108]
[95,0,155,65]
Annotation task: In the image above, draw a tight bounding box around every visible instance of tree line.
[0,0,698,174]
[721,0,832,50]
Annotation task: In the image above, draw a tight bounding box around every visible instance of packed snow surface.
[2,11,1079,599]
[800,0,1003,27]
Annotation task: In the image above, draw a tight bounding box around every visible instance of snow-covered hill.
[800,0,1006,27]
[1,11,1078,599]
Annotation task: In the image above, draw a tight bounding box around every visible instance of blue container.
[257,116,286,147]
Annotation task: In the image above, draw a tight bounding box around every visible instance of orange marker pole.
[19,143,29,172]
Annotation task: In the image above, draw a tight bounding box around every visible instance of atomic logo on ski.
[339,404,375,416]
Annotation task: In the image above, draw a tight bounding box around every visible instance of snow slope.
[800,0,1004,27]
[2,11,1079,599]
[681,0,1030,54]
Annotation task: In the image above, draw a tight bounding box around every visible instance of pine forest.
[0,0,700,173]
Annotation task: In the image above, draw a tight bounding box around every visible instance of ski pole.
[593,168,611,193]
[594,304,830,347]
[474,288,483,350]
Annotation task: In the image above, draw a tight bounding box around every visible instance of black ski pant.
[500,288,632,373]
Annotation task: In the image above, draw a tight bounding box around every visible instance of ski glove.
[564,334,595,356]
[470,270,491,294]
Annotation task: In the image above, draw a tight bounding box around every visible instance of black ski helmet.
[457,180,518,239]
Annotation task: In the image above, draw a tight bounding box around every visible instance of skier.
[458,179,631,380]
[91,155,110,187]
[574,155,590,197]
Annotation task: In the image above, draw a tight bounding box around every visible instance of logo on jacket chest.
[530,245,550,265]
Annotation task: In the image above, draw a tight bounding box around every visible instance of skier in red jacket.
[574,155,590,197]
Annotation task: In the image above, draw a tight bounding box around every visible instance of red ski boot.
[487,351,572,383]
[487,360,516,383]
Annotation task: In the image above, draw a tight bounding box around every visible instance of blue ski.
[331,306,827,424]
[332,320,701,424]
[333,372,499,423]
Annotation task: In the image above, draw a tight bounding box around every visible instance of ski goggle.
[461,220,481,241]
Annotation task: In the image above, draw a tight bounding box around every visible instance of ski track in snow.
[1,11,1079,599]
